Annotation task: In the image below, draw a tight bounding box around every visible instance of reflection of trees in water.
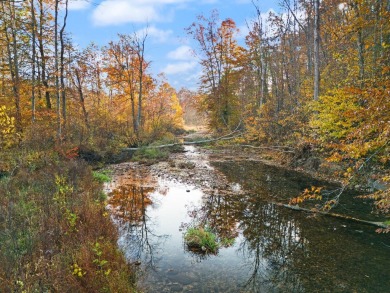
[187,189,306,292]
[238,200,305,292]
[109,184,168,269]
[109,185,154,222]
[184,190,242,247]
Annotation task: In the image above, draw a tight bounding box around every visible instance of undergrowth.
[0,145,137,292]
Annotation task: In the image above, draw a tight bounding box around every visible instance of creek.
[104,146,390,293]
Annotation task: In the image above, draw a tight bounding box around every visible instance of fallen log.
[123,131,243,151]
[274,202,389,229]
[235,144,295,153]
[122,131,295,153]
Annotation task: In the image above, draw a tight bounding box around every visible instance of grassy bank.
[0,147,137,292]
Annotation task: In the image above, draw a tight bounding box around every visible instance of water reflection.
[212,161,390,293]
[108,179,168,269]
[106,159,390,292]
[185,188,305,292]
[109,185,154,222]
[238,202,304,292]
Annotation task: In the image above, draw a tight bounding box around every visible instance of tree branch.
[274,202,389,229]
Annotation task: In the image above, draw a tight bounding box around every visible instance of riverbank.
[0,149,138,292]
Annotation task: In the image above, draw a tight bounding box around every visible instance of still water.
[106,147,390,293]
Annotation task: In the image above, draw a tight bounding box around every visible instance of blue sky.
[67,0,279,90]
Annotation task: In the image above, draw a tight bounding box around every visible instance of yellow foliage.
[310,89,363,142]
[71,263,86,278]
[0,105,18,149]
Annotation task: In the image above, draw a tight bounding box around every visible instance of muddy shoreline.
[104,146,238,199]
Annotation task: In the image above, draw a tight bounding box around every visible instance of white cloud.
[63,0,90,10]
[167,45,194,60]
[139,26,173,43]
[92,0,160,26]
[91,0,191,26]
[68,0,90,10]
[162,61,197,75]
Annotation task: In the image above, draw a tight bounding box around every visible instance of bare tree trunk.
[96,66,101,107]
[74,68,89,128]
[133,30,148,140]
[3,0,22,131]
[313,0,320,101]
[126,56,137,134]
[60,0,68,130]
[282,0,312,73]
[38,0,51,109]
[356,31,365,85]
[129,73,137,134]
[54,0,61,138]
[30,0,37,122]
[252,1,268,107]
[10,1,21,131]
[1,50,5,97]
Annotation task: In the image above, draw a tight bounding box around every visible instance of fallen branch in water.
[274,202,389,229]
[122,131,296,153]
[234,144,295,153]
[122,130,243,151]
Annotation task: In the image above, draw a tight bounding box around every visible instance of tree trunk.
[30,0,36,122]
[130,90,137,134]
[313,0,320,101]
[60,0,68,130]
[74,69,89,129]
[3,0,22,132]
[38,0,51,109]
[54,0,61,138]
[134,31,148,140]
[356,30,365,86]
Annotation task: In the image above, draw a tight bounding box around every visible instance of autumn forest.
[1,0,389,291]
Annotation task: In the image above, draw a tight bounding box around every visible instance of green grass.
[133,147,169,162]
[92,170,112,183]
[184,227,219,254]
